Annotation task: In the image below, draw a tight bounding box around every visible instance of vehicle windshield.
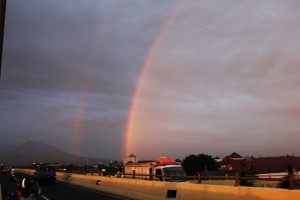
[39,167,55,172]
[163,167,186,176]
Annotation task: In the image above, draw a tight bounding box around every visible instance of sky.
[1,0,300,160]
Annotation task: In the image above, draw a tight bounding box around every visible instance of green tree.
[182,154,219,175]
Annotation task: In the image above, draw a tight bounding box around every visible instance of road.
[0,173,131,200]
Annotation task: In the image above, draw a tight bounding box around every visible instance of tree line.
[182,154,219,175]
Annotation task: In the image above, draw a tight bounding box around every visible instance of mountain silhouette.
[0,140,107,166]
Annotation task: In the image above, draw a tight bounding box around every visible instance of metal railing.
[54,168,300,190]
[120,171,300,190]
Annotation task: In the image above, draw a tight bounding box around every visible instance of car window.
[163,167,186,176]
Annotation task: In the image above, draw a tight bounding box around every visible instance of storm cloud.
[1,0,300,160]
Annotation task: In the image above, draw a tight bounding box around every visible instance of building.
[249,156,300,174]
[124,161,154,179]
[221,152,243,165]
[223,155,300,175]
[123,154,138,165]
[214,157,222,163]
[224,159,249,172]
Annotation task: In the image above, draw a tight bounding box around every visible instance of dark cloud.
[129,0,300,159]
[1,0,300,160]
[0,0,178,159]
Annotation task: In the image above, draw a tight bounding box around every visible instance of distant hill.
[0,140,108,166]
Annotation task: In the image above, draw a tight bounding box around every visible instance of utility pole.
[0,0,7,78]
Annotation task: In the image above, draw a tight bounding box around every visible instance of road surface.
[0,173,131,200]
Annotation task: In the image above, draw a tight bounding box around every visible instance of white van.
[154,164,186,181]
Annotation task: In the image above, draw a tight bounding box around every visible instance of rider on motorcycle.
[10,177,47,200]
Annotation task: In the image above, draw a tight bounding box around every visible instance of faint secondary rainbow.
[72,67,92,154]
[123,1,184,156]
[71,6,121,155]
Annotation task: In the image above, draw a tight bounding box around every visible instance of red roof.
[222,152,244,165]
[225,160,243,171]
[154,157,175,166]
[250,156,300,173]
[225,159,250,172]
[224,156,300,174]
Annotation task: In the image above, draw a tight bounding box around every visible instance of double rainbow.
[123,1,184,156]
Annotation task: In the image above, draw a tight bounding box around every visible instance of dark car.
[0,164,5,174]
[35,166,56,184]
[0,164,9,175]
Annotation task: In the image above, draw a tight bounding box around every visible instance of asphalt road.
[0,173,131,200]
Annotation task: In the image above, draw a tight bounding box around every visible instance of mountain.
[0,140,108,166]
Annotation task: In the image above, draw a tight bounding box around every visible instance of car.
[35,166,56,184]
[0,165,5,174]
[0,164,8,174]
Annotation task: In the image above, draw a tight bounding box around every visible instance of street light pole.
[0,0,7,78]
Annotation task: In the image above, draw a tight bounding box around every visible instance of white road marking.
[41,195,50,200]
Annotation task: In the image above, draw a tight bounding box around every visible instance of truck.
[124,156,186,181]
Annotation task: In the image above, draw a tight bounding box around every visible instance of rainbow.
[123,1,184,156]
[72,67,92,154]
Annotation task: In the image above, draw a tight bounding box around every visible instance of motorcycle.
[8,178,49,200]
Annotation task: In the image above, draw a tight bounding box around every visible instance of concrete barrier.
[16,169,300,200]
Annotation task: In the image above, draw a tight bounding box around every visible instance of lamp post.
[0,0,6,77]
